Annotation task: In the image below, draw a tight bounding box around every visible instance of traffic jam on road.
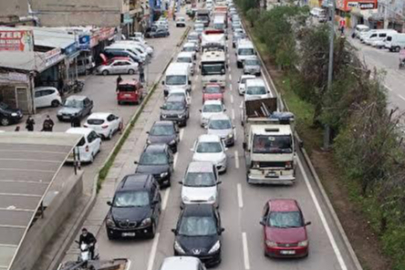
[85,1,357,270]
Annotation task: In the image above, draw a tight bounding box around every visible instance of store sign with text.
[359,2,375,9]
[45,48,62,67]
[0,30,34,52]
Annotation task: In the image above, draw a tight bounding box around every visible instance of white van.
[354,24,370,38]
[162,63,192,96]
[363,29,397,46]
[66,128,102,163]
[385,33,405,52]
[236,40,256,68]
[107,43,148,61]
[244,78,271,101]
[176,52,195,75]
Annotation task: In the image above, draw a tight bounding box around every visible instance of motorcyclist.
[79,228,97,260]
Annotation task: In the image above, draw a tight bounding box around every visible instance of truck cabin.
[251,126,294,155]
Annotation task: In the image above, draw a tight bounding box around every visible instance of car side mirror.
[217,181,222,185]
[134,161,138,164]
[305,221,312,226]
[178,181,183,185]
[162,81,165,85]
[259,220,265,226]
[107,201,112,206]
[171,229,178,235]
[219,228,225,234]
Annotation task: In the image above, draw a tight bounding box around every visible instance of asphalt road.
[88,20,360,270]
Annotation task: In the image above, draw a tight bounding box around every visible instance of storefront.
[336,0,378,28]
[0,72,33,114]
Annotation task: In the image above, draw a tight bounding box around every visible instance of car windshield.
[64,99,83,108]
[203,104,223,112]
[214,23,224,30]
[177,57,192,63]
[268,211,303,228]
[139,152,168,165]
[188,35,198,40]
[252,135,293,154]
[166,75,187,85]
[201,62,226,75]
[183,46,195,51]
[113,191,150,207]
[162,102,184,111]
[178,216,217,236]
[208,119,231,130]
[246,86,266,95]
[245,59,260,66]
[205,86,221,93]
[150,124,175,136]
[87,119,104,125]
[184,172,215,187]
[238,48,255,55]
[0,102,9,110]
[196,142,222,153]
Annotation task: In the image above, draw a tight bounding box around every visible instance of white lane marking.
[232,108,235,120]
[162,188,171,211]
[234,150,239,168]
[237,183,243,208]
[230,84,233,91]
[297,159,347,270]
[398,94,405,101]
[385,85,393,92]
[146,233,160,270]
[242,232,251,270]
[174,153,178,168]
[230,95,234,104]
[179,128,185,140]
[229,74,232,81]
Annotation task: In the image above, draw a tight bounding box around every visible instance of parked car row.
[355,24,405,52]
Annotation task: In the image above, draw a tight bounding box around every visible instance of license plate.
[122,232,136,237]
[280,250,295,255]
[266,172,277,177]
[124,94,132,97]
[63,115,70,119]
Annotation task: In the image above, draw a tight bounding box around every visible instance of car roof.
[160,257,201,270]
[153,120,174,126]
[240,74,256,80]
[66,95,87,101]
[66,127,93,136]
[166,95,186,102]
[268,199,300,212]
[197,134,222,143]
[177,52,193,58]
[34,86,58,91]
[246,78,265,87]
[182,204,216,217]
[169,88,187,94]
[203,100,222,106]
[208,113,230,121]
[187,161,215,173]
[251,124,292,136]
[143,143,167,153]
[87,112,113,119]
[117,173,154,191]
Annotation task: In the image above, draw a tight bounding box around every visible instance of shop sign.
[0,30,34,52]
[359,2,374,9]
[45,48,62,67]
[78,34,90,50]
[348,2,358,7]
[0,72,29,83]
[99,28,115,41]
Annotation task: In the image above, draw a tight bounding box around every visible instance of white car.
[182,42,198,60]
[180,161,220,206]
[206,114,235,147]
[83,113,122,140]
[238,74,255,95]
[200,100,226,127]
[167,88,191,105]
[371,39,385,49]
[97,59,139,75]
[34,86,62,108]
[191,134,228,173]
[244,78,271,101]
[66,127,101,163]
[176,16,187,27]
[176,51,195,75]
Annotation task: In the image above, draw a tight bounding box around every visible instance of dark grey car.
[147,121,180,153]
[57,95,93,122]
[160,96,190,127]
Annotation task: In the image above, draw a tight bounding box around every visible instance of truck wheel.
[396,46,401,52]
[128,69,135,75]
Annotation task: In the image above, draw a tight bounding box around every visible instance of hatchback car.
[97,59,139,75]
[202,84,224,104]
[160,95,190,127]
[34,87,62,108]
[191,134,228,173]
[57,95,93,122]
[167,88,191,106]
[0,102,23,126]
[244,78,271,101]
[172,204,224,267]
[206,114,235,147]
[66,127,101,163]
[243,56,261,76]
[147,121,179,153]
[135,144,174,188]
[237,75,255,96]
[199,100,226,127]
[105,174,161,240]
[260,199,311,258]
[146,28,170,38]
[84,112,122,140]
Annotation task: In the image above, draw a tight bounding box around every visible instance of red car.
[202,83,224,104]
[117,80,143,105]
[260,199,311,258]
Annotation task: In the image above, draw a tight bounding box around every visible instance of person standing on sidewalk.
[41,115,54,132]
[116,75,122,89]
[26,116,35,131]
[139,63,145,83]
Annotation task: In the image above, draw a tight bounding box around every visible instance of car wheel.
[128,69,135,75]
[396,46,401,52]
[149,222,157,239]
[102,70,109,76]
[51,100,60,107]
[0,117,10,126]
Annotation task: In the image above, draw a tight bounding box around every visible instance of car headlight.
[11,113,18,117]
[169,139,176,145]
[160,172,169,177]
[208,241,220,254]
[141,218,152,226]
[174,241,186,253]
[298,240,308,247]
[146,139,151,144]
[227,133,233,138]
[265,240,277,247]
[106,217,115,228]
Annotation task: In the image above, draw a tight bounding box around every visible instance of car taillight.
[102,125,109,129]
[285,161,293,169]
[85,145,89,152]
[83,124,88,128]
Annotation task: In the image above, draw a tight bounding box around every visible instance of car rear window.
[87,119,105,125]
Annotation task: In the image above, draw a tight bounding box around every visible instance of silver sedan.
[97,59,139,76]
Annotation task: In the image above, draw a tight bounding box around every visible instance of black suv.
[160,96,189,127]
[135,144,174,188]
[0,102,23,126]
[172,204,224,267]
[147,121,179,153]
[105,174,161,240]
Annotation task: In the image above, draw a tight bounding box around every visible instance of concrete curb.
[47,27,189,270]
[242,17,363,270]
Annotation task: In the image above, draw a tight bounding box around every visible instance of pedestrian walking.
[71,115,81,128]
[14,126,20,132]
[25,116,35,132]
[139,63,145,83]
[42,115,54,132]
[173,12,176,21]
[340,25,345,36]
[116,75,123,88]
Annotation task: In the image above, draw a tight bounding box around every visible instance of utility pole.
[324,0,335,149]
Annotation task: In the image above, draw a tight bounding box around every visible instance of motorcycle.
[73,80,85,93]
[75,241,99,263]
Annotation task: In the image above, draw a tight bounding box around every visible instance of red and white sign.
[0,30,34,52]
